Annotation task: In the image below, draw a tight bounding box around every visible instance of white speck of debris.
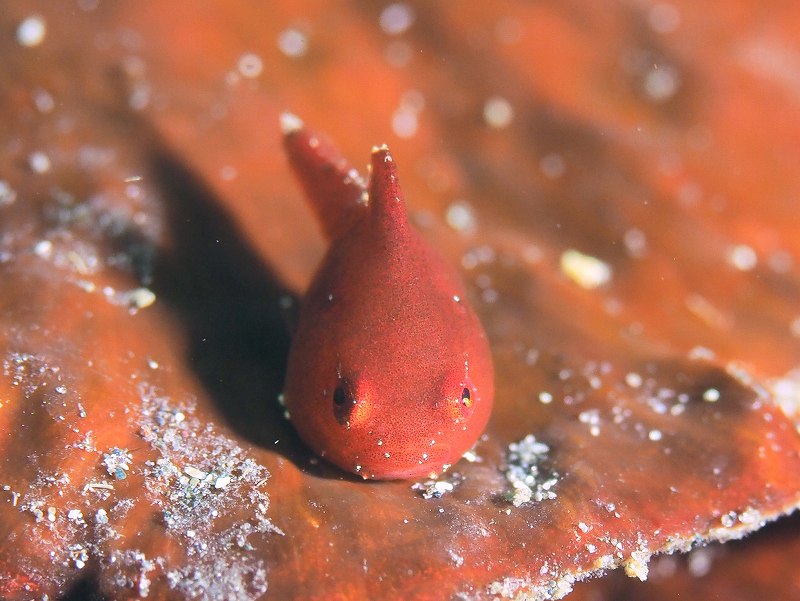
[103,447,132,479]
[539,153,566,179]
[772,373,800,424]
[790,317,800,338]
[147,358,160,370]
[184,465,208,480]
[220,165,238,182]
[67,509,83,520]
[237,53,263,78]
[412,479,455,499]
[55,385,67,394]
[461,245,496,269]
[578,521,590,533]
[721,511,737,528]
[504,434,558,507]
[123,287,156,310]
[173,411,185,423]
[624,549,652,581]
[483,96,514,129]
[128,69,153,111]
[445,201,477,234]
[523,244,544,264]
[17,15,47,47]
[73,279,96,293]
[623,228,647,258]
[703,388,720,402]
[648,429,663,441]
[538,391,553,405]
[129,187,145,203]
[392,107,418,138]
[83,481,114,493]
[277,28,308,57]
[33,88,55,113]
[649,3,680,34]
[686,294,730,329]
[399,88,425,114]
[449,549,465,567]
[578,409,601,437]
[214,475,232,490]
[625,372,643,388]
[768,250,793,273]
[561,249,612,289]
[34,240,53,258]
[47,507,57,522]
[738,507,762,525]
[687,548,713,577]
[0,181,17,207]
[379,3,415,35]
[726,244,758,271]
[434,481,453,494]
[669,403,686,417]
[644,64,680,101]
[29,151,52,173]
[278,294,294,309]
[688,346,716,361]
[481,288,498,304]
[462,447,479,462]
[280,111,304,135]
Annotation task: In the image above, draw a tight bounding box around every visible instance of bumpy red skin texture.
[282,120,494,480]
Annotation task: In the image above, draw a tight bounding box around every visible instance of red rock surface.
[1,2,799,600]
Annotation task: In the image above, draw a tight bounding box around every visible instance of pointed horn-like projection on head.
[281,112,367,241]
[367,144,409,230]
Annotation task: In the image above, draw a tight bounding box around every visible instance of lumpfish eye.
[332,381,357,427]
[461,387,472,407]
[333,386,346,406]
